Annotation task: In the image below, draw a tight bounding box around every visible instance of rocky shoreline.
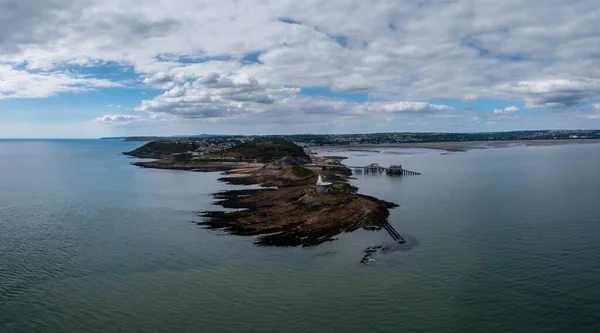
[198,163,399,247]
[125,139,400,247]
[198,181,398,247]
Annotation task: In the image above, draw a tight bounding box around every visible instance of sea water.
[1,139,599,332]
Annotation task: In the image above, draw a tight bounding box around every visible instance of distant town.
[104,130,600,157]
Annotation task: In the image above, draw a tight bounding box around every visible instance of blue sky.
[1,0,599,137]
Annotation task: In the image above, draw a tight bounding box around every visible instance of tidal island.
[125,138,398,247]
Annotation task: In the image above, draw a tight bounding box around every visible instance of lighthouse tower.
[316,174,333,193]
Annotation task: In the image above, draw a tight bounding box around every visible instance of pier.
[308,163,421,175]
[345,163,421,175]
[306,161,414,243]
[381,220,406,243]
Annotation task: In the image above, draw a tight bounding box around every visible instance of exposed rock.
[297,194,325,206]
[263,156,302,170]
[125,138,399,247]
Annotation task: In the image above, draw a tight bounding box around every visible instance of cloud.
[143,72,178,88]
[95,114,141,124]
[497,79,600,109]
[135,72,452,122]
[592,103,600,112]
[463,94,480,103]
[143,71,190,88]
[136,73,299,119]
[0,64,120,99]
[493,106,520,115]
[379,102,450,113]
[0,0,80,54]
[2,0,600,131]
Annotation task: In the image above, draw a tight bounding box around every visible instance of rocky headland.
[125,138,398,247]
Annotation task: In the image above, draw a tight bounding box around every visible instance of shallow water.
[1,140,599,332]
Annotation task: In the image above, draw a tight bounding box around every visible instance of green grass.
[215,139,310,163]
[129,141,197,156]
[290,166,313,178]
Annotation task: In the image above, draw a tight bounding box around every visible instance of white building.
[316,175,333,193]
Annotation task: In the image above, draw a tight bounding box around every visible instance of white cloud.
[143,71,191,88]
[95,114,141,124]
[135,72,452,122]
[136,73,300,119]
[379,102,450,113]
[497,79,600,109]
[592,103,600,112]
[463,95,480,103]
[1,0,600,130]
[493,106,520,115]
[0,64,120,99]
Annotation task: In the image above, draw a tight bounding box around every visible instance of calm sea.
[1,139,599,332]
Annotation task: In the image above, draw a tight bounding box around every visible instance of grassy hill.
[207,139,310,163]
[124,141,198,158]
[125,138,311,164]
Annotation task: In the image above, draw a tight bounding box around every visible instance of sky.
[1,0,600,138]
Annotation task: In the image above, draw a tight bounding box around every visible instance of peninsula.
[125,138,398,247]
[124,129,600,246]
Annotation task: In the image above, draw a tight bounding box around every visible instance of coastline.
[126,137,600,247]
[196,160,399,247]
[317,139,600,152]
[125,140,400,247]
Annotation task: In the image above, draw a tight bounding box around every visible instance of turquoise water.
[1,139,599,332]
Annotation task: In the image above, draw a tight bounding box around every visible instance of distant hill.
[274,130,600,146]
[101,134,227,142]
[122,136,168,142]
[124,141,199,158]
[205,139,311,163]
[124,138,311,164]
[111,129,600,145]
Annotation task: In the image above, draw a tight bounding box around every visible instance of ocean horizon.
[2,139,599,332]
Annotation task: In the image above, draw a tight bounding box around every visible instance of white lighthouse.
[316,174,333,193]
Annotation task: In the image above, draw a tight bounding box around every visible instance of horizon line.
[1,128,599,140]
